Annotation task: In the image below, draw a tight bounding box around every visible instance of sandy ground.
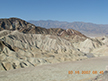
[0,56,108,81]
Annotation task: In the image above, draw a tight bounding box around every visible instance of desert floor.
[0,56,108,81]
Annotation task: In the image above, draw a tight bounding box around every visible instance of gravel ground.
[0,56,108,81]
[89,71,108,81]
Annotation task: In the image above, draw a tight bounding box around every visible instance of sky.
[0,0,108,24]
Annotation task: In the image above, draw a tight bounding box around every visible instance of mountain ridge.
[0,17,108,72]
[29,20,108,36]
[0,18,87,42]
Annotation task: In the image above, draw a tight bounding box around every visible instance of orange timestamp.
[68,70,104,74]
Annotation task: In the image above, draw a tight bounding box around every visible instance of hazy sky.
[0,0,108,24]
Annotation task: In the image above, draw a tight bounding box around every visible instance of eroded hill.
[0,18,108,71]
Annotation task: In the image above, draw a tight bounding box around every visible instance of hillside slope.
[0,30,87,71]
[0,18,107,71]
[0,18,87,42]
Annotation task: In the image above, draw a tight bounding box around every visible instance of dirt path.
[0,56,108,81]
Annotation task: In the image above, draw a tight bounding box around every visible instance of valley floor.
[0,56,108,81]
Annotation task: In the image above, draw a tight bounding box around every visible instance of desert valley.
[0,18,108,81]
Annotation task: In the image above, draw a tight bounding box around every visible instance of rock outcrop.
[0,30,87,71]
[73,38,103,53]
[90,66,108,81]
[0,18,87,43]
[0,17,107,71]
[90,36,108,57]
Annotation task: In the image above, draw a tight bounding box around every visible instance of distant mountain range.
[29,20,108,37]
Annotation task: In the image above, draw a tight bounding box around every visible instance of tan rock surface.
[0,30,107,71]
[0,30,87,71]
[0,18,87,43]
[0,56,108,81]
[73,38,103,53]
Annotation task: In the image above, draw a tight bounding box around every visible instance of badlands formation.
[0,18,108,81]
[0,18,88,71]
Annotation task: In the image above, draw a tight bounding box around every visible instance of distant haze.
[29,20,108,37]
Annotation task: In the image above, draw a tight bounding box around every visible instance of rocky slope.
[73,38,103,53]
[0,18,87,43]
[0,18,90,71]
[0,56,108,81]
[0,30,88,71]
[89,71,108,81]
[72,36,108,60]
[0,18,108,72]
